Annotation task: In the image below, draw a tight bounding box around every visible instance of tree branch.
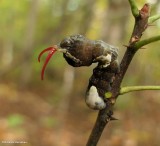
[86,109,112,146]
[120,86,160,95]
[134,35,160,50]
[149,14,160,23]
[111,3,150,98]
[86,2,154,146]
[128,0,139,17]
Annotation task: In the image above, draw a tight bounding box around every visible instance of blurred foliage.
[7,114,24,128]
[0,0,160,146]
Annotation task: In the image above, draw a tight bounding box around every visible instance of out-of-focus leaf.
[40,116,57,128]
[7,114,24,128]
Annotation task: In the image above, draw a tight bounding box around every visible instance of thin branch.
[149,14,160,23]
[86,1,155,146]
[128,0,139,17]
[86,109,112,146]
[120,86,160,95]
[111,3,150,98]
[134,35,160,50]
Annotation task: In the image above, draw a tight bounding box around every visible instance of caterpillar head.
[60,34,93,67]
[38,34,92,80]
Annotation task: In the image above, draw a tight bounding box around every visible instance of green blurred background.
[0,0,160,146]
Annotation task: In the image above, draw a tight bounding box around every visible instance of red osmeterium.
[38,47,57,80]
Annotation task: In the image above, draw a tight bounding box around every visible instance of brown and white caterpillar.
[38,34,119,110]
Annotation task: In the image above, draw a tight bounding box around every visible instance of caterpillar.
[38,34,119,110]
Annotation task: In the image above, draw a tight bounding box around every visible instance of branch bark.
[86,108,112,146]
